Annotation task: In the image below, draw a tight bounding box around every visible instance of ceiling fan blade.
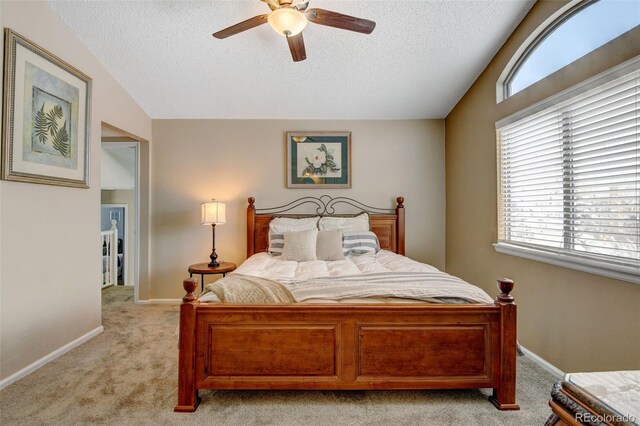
[286,33,306,62]
[212,14,269,39]
[306,8,375,34]
[260,0,279,11]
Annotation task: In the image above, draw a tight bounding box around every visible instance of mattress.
[199,251,493,304]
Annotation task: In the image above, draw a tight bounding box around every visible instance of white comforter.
[200,251,494,304]
[236,250,441,281]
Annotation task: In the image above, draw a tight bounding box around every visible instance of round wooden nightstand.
[188,262,236,292]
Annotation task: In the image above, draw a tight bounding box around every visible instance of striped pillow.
[342,231,380,256]
[268,233,286,256]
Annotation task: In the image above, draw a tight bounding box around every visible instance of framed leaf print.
[2,29,92,188]
[286,132,351,188]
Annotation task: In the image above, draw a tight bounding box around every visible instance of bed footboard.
[175,278,519,412]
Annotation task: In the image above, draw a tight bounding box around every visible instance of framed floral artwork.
[286,132,351,188]
[2,29,92,188]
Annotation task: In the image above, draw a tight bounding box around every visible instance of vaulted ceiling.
[49,0,535,119]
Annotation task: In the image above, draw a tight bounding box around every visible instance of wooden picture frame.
[2,29,92,188]
[286,131,351,188]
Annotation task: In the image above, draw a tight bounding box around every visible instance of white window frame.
[497,0,583,102]
[494,57,640,285]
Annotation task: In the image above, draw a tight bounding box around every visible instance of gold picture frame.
[2,29,92,188]
[286,131,352,189]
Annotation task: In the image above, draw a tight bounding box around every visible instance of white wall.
[150,119,445,299]
[101,147,136,190]
[0,1,151,382]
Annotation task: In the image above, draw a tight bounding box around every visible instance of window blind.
[497,70,639,270]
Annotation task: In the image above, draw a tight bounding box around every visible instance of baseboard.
[520,345,565,379]
[137,299,182,304]
[0,326,104,390]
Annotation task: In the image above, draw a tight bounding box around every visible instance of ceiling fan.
[212,0,376,62]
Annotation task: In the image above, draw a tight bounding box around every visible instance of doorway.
[101,143,136,287]
[101,122,148,303]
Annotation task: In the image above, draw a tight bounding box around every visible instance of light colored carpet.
[1,286,557,425]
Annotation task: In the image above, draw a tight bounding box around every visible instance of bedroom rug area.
[0,286,557,425]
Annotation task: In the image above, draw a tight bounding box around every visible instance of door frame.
[101,140,140,302]
[101,121,149,304]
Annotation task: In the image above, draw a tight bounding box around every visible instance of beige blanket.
[204,274,295,304]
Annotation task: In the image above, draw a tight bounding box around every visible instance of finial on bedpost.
[182,278,198,303]
[496,278,515,304]
[247,197,256,258]
[396,196,405,256]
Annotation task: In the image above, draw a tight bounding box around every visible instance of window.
[503,0,640,99]
[496,66,639,283]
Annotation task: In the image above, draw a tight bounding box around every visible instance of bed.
[175,196,519,412]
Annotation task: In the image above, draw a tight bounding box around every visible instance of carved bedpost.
[489,278,520,411]
[174,278,200,412]
[396,196,405,256]
[247,197,256,258]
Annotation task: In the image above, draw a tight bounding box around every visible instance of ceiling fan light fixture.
[268,7,308,36]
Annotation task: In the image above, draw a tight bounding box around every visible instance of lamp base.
[208,248,219,268]
[208,223,219,268]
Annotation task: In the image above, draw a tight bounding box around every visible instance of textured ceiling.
[49,0,534,119]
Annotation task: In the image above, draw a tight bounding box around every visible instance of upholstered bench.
[546,371,639,426]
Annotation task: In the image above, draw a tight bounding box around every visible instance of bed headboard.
[247,196,405,257]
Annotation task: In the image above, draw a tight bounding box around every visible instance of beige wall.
[101,190,136,286]
[150,120,445,299]
[445,0,640,372]
[0,1,151,382]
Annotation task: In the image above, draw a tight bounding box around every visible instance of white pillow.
[269,216,319,256]
[281,229,318,262]
[318,212,369,232]
[270,216,320,234]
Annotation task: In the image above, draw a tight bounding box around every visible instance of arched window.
[501,0,640,100]
[494,0,640,283]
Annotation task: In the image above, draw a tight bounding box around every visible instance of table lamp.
[201,199,226,267]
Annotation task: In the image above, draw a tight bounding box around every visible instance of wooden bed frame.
[175,196,519,412]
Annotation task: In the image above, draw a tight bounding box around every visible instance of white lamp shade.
[201,201,226,225]
[268,8,308,36]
